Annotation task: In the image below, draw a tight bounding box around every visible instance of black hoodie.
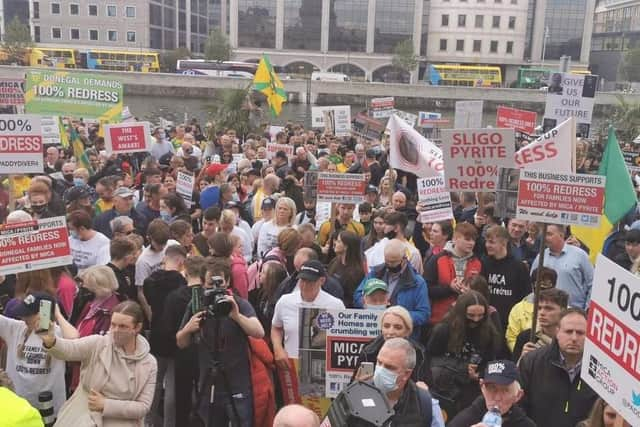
[449,395,536,427]
[143,269,187,357]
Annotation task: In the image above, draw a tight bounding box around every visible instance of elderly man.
[449,360,535,427]
[45,146,61,173]
[507,219,537,265]
[274,404,320,427]
[93,186,142,238]
[177,135,202,170]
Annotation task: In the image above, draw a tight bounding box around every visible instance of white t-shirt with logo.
[0,315,66,417]
[272,288,345,358]
[70,231,111,273]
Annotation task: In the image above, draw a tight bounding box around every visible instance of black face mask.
[386,263,403,274]
[31,204,47,213]
[63,173,74,182]
[385,230,397,240]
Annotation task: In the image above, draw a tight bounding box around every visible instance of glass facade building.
[544,0,587,60]
[238,0,276,48]
[328,0,368,52]
[283,0,322,50]
[374,0,415,53]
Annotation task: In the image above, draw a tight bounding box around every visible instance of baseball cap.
[9,292,56,318]
[224,201,241,210]
[298,260,326,281]
[64,186,90,204]
[625,229,640,243]
[363,278,388,296]
[113,187,135,198]
[366,185,378,194]
[206,163,228,178]
[483,360,520,385]
[262,197,275,210]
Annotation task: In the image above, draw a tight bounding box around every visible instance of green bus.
[516,67,591,88]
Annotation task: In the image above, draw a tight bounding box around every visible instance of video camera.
[202,276,232,318]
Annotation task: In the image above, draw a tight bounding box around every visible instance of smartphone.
[359,362,374,378]
[37,300,52,333]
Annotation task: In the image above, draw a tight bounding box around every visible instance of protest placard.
[496,106,537,134]
[176,171,194,208]
[266,142,294,159]
[387,114,443,178]
[582,255,640,426]
[393,110,418,127]
[369,97,394,119]
[40,116,61,146]
[25,70,123,121]
[324,309,381,398]
[418,111,450,128]
[0,216,72,275]
[352,112,385,141]
[514,118,576,172]
[0,114,43,174]
[303,170,319,199]
[543,72,597,137]
[0,79,24,106]
[494,167,521,219]
[317,173,366,204]
[311,106,351,136]
[104,122,152,154]
[269,125,285,142]
[441,128,515,191]
[454,100,483,128]
[516,169,605,227]
[417,175,454,223]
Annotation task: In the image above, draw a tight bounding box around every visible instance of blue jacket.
[354,263,431,338]
[94,208,144,239]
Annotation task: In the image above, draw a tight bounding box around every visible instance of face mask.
[160,211,171,222]
[63,173,74,182]
[385,230,396,240]
[386,262,402,274]
[373,365,398,394]
[111,330,135,348]
[73,178,84,187]
[78,287,95,300]
[31,204,47,214]
[365,304,387,311]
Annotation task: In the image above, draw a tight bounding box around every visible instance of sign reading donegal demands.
[24,70,123,121]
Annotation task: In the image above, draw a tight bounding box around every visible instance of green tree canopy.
[2,16,33,64]
[392,39,418,74]
[160,47,192,73]
[204,30,232,62]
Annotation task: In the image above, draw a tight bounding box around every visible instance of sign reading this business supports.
[311,106,351,137]
[442,128,515,191]
[0,114,43,174]
[516,169,605,227]
[104,122,152,154]
[582,255,640,426]
[0,216,72,275]
[317,173,366,204]
[25,70,123,121]
[417,175,454,223]
[496,106,537,135]
[543,72,597,137]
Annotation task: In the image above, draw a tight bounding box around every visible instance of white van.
[311,72,350,82]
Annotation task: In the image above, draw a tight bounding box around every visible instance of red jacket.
[248,337,276,427]
[424,251,482,323]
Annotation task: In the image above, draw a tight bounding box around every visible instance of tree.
[160,47,191,73]
[204,30,231,61]
[2,16,33,64]
[392,39,418,74]
[613,95,640,144]
[208,86,260,138]
[620,46,640,82]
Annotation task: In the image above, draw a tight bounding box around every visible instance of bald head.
[384,239,406,259]
[273,404,320,427]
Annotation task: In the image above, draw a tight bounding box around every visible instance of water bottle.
[481,406,502,427]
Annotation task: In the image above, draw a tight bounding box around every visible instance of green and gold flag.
[253,55,286,117]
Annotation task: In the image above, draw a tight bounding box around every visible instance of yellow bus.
[428,64,503,87]
[28,47,77,68]
[86,49,160,72]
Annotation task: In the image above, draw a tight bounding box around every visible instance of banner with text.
[25,70,123,121]
[176,171,194,208]
[104,122,152,154]
[387,114,444,178]
[516,170,605,227]
[311,106,351,137]
[514,118,576,172]
[417,175,454,223]
[0,114,43,174]
[496,106,537,134]
[0,79,24,106]
[582,255,640,426]
[0,216,72,275]
[442,128,515,191]
[266,142,294,159]
[369,97,395,119]
[40,116,61,146]
[454,100,483,128]
[352,112,385,141]
[419,111,450,128]
[317,173,366,204]
[393,110,418,127]
[543,72,597,137]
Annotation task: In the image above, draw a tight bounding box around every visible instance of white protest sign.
[441,128,515,191]
[582,255,640,426]
[315,202,331,231]
[417,175,454,223]
[104,121,152,154]
[393,110,418,127]
[317,173,367,204]
[369,97,395,119]
[0,114,43,174]
[311,106,352,136]
[176,171,194,208]
[515,118,576,172]
[454,100,483,128]
[41,116,61,146]
[266,142,294,160]
[269,125,284,142]
[386,114,444,178]
[544,72,597,137]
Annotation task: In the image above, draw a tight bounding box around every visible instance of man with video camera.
[176,258,264,427]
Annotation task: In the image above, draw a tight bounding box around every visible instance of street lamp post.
[541,26,549,67]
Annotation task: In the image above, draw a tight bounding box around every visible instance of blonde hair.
[381,306,413,336]
[74,168,90,180]
[220,209,237,229]
[275,196,297,226]
[80,265,118,298]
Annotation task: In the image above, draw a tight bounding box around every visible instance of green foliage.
[208,86,256,138]
[620,46,640,82]
[160,47,192,73]
[2,16,33,64]
[391,39,418,73]
[204,30,231,62]
[613,94,640,144]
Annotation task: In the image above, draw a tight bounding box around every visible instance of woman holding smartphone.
[39,300,157,427]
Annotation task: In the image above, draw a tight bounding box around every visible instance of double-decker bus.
[427,64,502,87]
[86,50,160,72]
[516,67,592,88]
[28,47,77,68]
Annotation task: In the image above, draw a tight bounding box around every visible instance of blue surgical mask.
[373,365,398,394]
[365,304,387,311]
[160,211,171,222]
[73,178,84,187]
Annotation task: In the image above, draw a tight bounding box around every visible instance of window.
[506,41,514,54]
[442,14,449,26]
[89,29,98,40]
[107,5,117,17]
[439,39,447,51]
[125,6,136,18]
[108,30,117,41]
[70,28,80,39]
[458,14,466,27]
[473,39,481,52]
[492,16,500,28]
[89,4,98,15]
[509,16,516,29]
[51,3,60,14]
[456,39,464,51]
[52,27,61,39]
[127,31,136,42]
[490,40,498,52]
[34,26,40,42]
[70,4,79,15]
[33,2,40,19]
[475,15,483,28]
